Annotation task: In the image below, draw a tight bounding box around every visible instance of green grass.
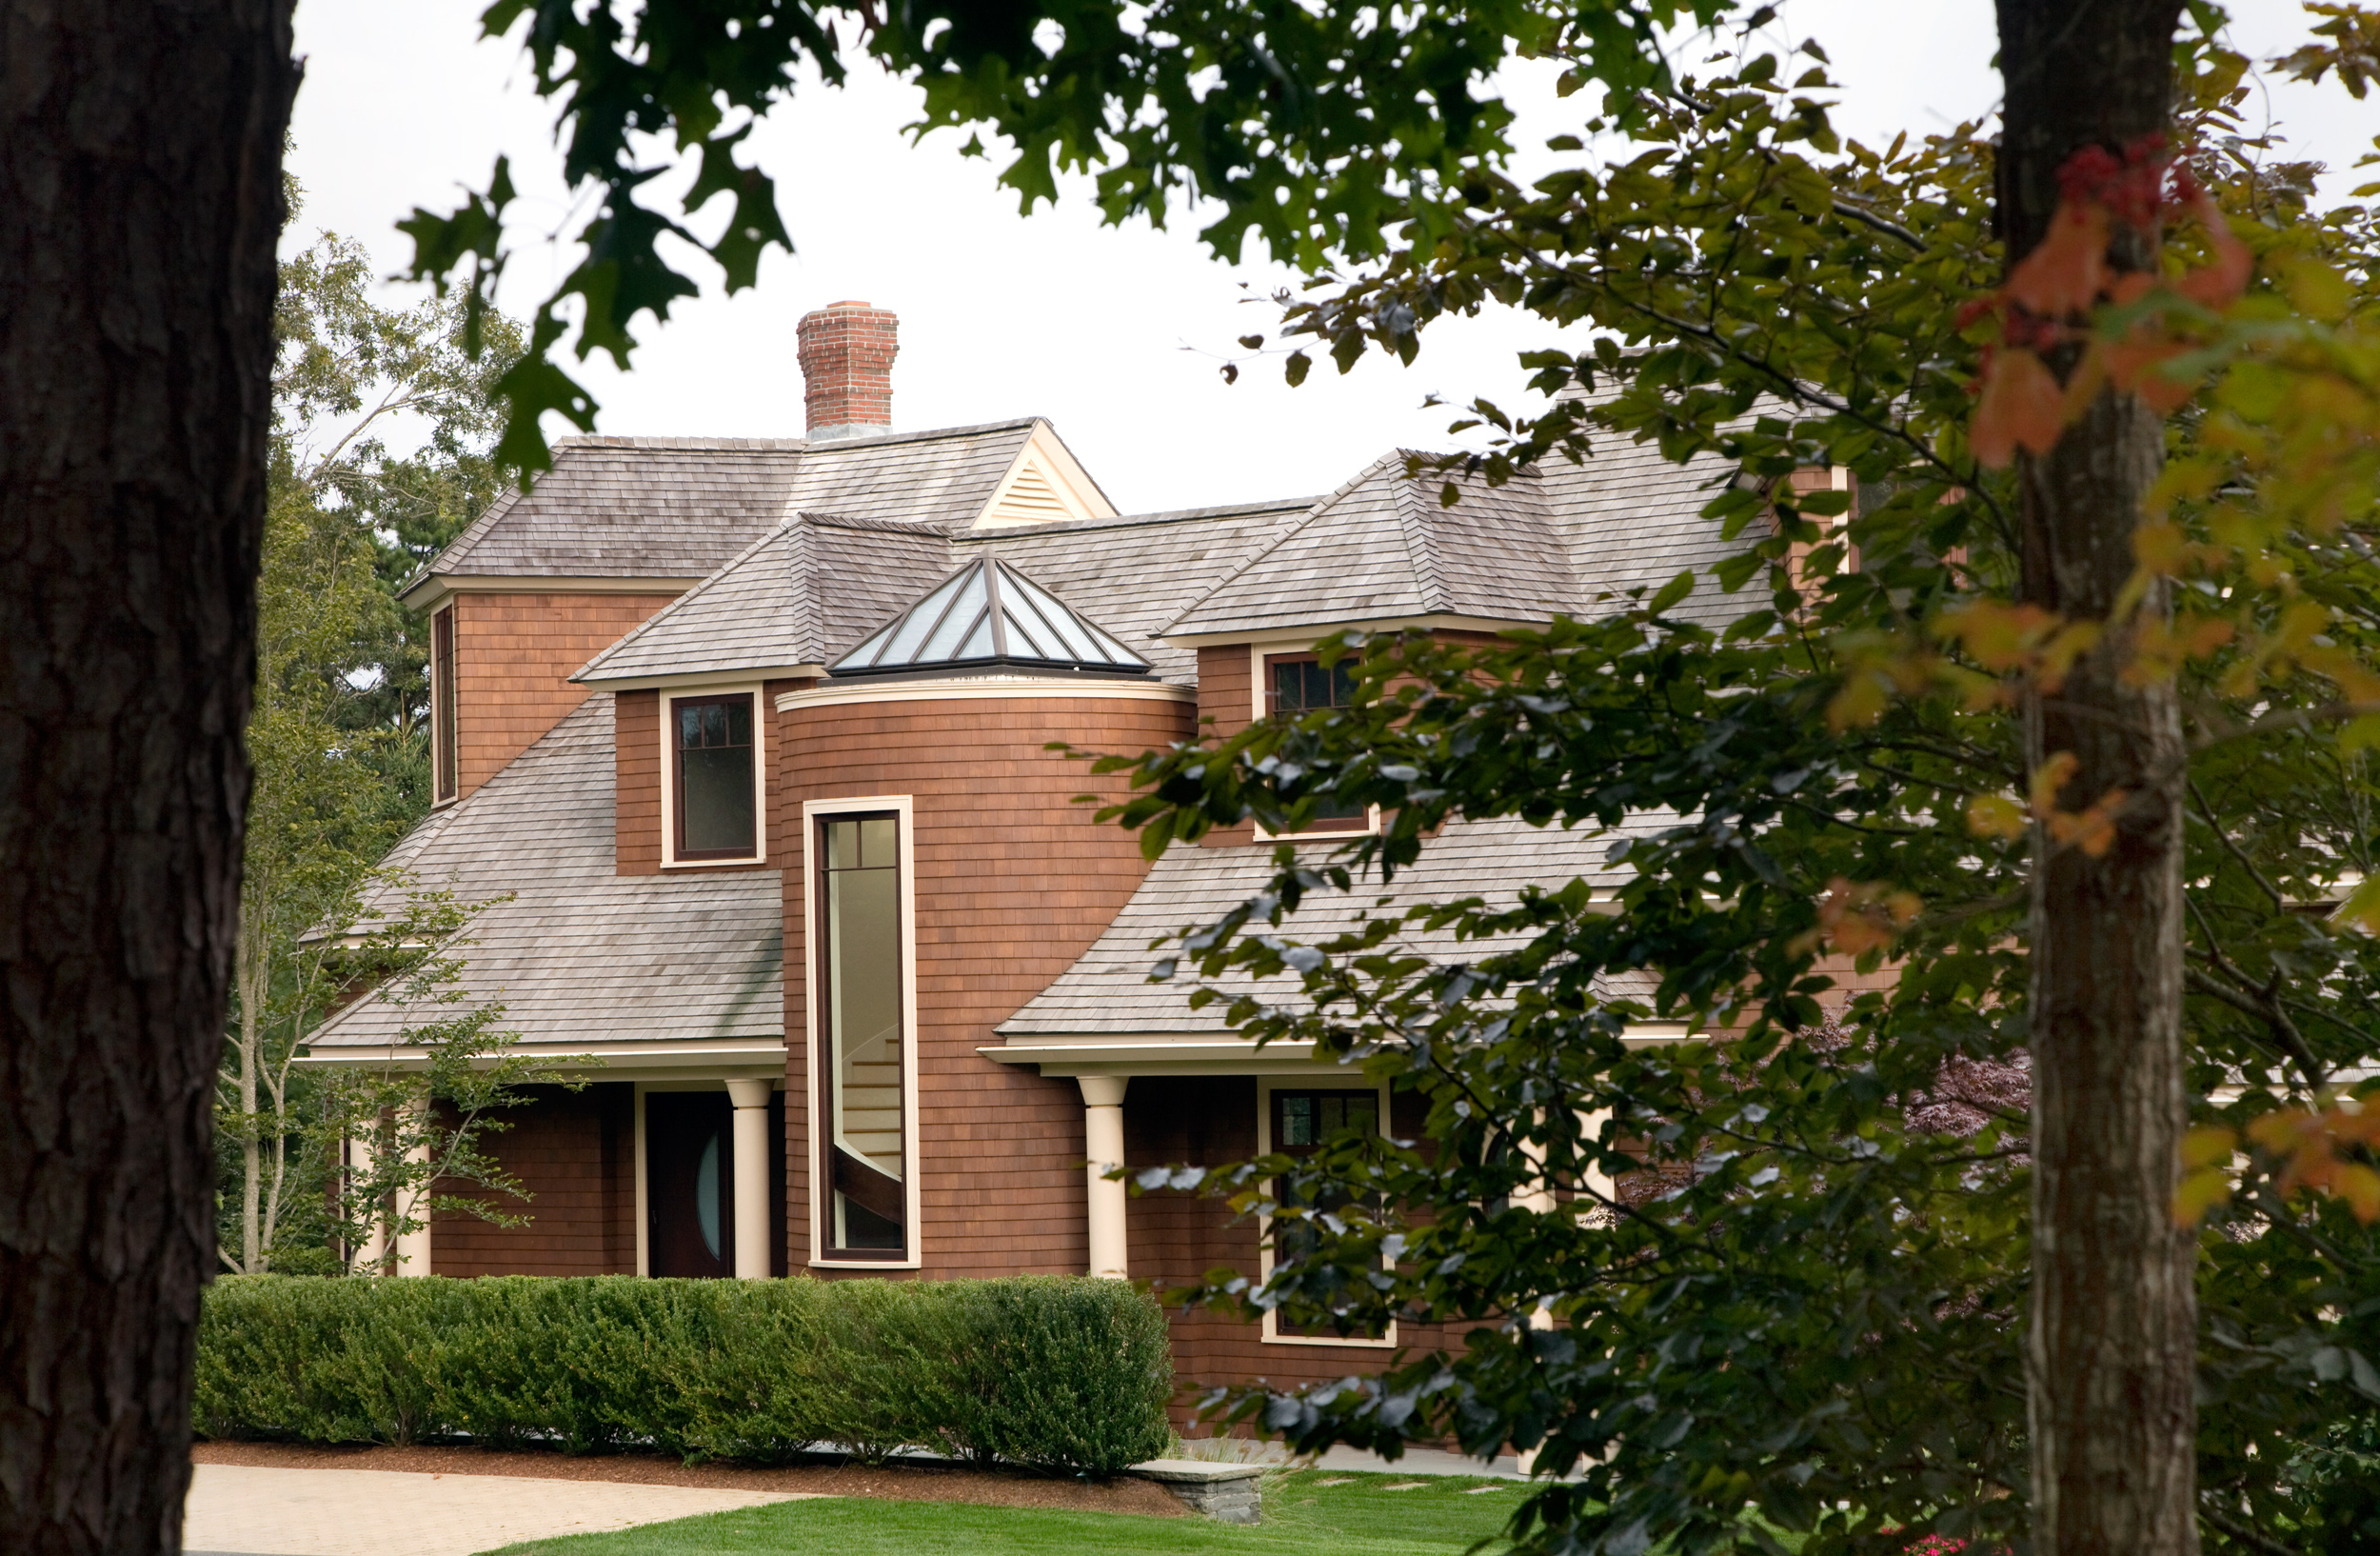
[481,1468,1533,1556]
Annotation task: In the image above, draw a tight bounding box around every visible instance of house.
[306,299,1745,1398]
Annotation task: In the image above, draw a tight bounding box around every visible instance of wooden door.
[645,1090,734,1278]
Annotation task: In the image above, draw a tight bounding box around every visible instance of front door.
[645,1090,734,1278]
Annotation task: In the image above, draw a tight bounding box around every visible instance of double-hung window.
[818,812,908,1258]
[1261,651,1370,832]
[670,693,759,861]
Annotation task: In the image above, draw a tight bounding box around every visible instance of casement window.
[667,692,761,862]
[1260,650,1371,833]
[816,810,911,1259]
[1259,1081,1395,1345]
[431,606,459,805]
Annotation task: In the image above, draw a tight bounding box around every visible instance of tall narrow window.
[1269,1087,1389,1340]
[820,813,905,1256]
[672,694,757,860]
[1262,652,1368,831]
[431,606,458,804]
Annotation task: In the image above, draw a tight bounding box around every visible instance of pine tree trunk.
[0,5,296,1552]
[1994,2,2199,1552]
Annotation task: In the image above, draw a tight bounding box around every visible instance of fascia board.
[575,664,827,691]
[296,1039,789,1075]
[401,573,706,611]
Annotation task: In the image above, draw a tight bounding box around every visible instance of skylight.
[829,557,1150,679]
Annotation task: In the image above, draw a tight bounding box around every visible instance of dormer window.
[1262,651,1369,833]
[669,692,760,862]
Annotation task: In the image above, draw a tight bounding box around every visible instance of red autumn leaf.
[1972,347,2067,468]
[2006,201,2110,317]
[2106,332,2195,412]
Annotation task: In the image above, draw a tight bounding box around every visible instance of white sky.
[287,0,2371,515]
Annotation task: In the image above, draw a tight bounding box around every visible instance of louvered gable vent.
[830,557,1150,680]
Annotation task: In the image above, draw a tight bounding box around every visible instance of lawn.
[481,1468,1534,1556]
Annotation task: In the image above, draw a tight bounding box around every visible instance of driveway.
[184,1463,819,1556]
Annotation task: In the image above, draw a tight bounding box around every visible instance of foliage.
[193,1273,1175,1476]
[217,192,527,1276]
[399,0,1732,475]
[312,882,601,1272]
[386,0,2380,1550]
[1057,13,2380,1556]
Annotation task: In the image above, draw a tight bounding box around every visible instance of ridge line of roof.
[791,509,956,536]
[1389,469,1450,615]
[953,496,1324,541]
[572,524,793,682]
[552,416,1042,453]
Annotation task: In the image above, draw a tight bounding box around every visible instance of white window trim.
[660,684,768,868]
[1248,641,1381,842]
[429,602,459,810]
[802,794,923,1270]
[1255,1075,1398,1348]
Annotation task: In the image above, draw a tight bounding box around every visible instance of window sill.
[1259,1322,1398,1349]
[808,1254,922,1271]
[661,855,765,869]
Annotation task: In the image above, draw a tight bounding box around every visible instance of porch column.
[726,1079,775,1279]
[393,1128,432,1276]
[1079,1075,1130,1279]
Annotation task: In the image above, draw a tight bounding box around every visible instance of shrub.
[197,1273,1174,1476]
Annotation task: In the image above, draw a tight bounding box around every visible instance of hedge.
[195,1274,1175,1476]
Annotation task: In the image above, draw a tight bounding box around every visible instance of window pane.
[725,698,750,745]
[824,813,905,1256]
[432,608,458,801]
[680,746,754,854]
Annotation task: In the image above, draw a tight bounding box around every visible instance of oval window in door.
[697,1131,723,1261]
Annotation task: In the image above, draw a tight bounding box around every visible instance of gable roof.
[574,512,954,687]
[830,556,1148,680]
[401,420,1046,604]
[308,698,782,1052]
[1162,453,1578,640]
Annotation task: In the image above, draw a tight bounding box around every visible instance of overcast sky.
[286,1,2370,515]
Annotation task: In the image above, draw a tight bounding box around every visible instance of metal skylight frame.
[829,557,1151,679]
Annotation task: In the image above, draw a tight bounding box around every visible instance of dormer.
[1160,453,1577,745]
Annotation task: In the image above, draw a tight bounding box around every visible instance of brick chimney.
[796,301,898,441]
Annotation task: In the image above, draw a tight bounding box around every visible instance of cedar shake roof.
[1537,431,1749,628]
[997,814,1670,1038]
[1162,454,1578,639]
[960,499,1314,683]
[308,698,782,1050]
[574,512,954,685]
[407,420,1041,592]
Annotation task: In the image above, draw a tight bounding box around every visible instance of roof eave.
[572,664,829,690]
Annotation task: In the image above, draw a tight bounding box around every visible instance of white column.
[1079,1075,1131,1279]
[726,1078,775,1279]
[393,1128,433,1276]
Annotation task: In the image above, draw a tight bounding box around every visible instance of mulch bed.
[190,1440,1190,1518]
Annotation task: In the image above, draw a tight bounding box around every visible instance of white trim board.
[1256,1074,1398,1349]
[776,676,1191,713]
[660,683,769,869]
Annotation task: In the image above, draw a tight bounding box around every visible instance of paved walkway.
[184,1464,819,1556]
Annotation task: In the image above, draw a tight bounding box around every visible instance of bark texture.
[1995,3,2198,1553]
[0,5,297,1552]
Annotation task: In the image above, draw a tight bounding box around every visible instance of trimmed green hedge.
[196,1274,1175,1476]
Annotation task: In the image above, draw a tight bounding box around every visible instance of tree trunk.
[0,5,296,1553]
[1995,3,2199,1553]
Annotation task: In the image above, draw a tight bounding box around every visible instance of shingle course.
[310,699,782,1049]
[1163,454,1578,637]
[999,814,1673,1037]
